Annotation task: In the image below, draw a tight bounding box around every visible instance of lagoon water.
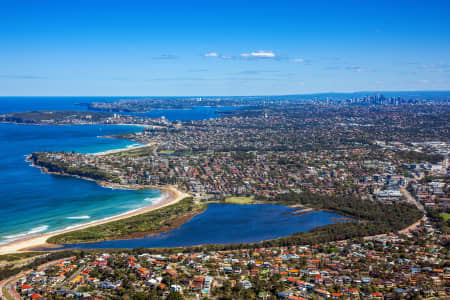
[52,204,341,250]
[0,97,241,244]
[0,97,341,248]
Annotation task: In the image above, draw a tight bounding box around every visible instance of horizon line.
[1,89,450,98]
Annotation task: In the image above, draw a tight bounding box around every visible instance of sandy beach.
[0,185,190,255]
[93,142,155,156]
[1,140,188,255]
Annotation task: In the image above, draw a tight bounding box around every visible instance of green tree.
[166,291,183,300]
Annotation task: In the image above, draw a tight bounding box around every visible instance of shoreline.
[2,142,425,255]
[0,121,152,127]
[93,142,155,156]
[0,137,190,254]
[0,185,190,255]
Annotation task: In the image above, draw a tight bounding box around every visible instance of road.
[400,186,425,212]
[55,263,85,289]
[0,270,30,300]
[0,257,71,300]
[399,186,429,235]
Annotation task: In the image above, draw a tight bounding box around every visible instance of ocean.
[0,97,240,245]
[0,97,341,248]
[0,96,239,120]
[0,123,164,244]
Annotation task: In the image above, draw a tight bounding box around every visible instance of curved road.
[0,257,70,300]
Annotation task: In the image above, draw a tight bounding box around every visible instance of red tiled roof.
[21,284,33,289]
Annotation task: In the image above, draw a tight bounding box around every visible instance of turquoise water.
[0,123,162,244]
[52,204,343,250]
[0,97,242,245]
[0,97,341,249]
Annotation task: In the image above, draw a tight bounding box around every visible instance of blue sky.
[1,0,450,96]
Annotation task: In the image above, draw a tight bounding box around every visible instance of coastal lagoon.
[0,97,241,245]
[51,204,343,250]
[0,97,339,249]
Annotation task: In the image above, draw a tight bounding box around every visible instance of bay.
[0,97,342,249]
[0,123,162,244]
[0,97,239,244]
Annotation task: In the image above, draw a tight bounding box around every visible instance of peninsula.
[0,100,448,300]
[2,0,450,296]
[9,102,447,251]
[0,110,161,126]
[2,101,449,253]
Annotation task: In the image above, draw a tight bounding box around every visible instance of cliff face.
[29,152,120,183]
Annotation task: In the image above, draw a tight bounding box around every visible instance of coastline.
[2,138,425,255]
[0,121,151,127]
[0,133,193,254]
[0,185,190,255]
[93,142,155,156]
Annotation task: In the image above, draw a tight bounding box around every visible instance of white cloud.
[292,58,305,63]
[204,50,278,60]
[240,50,276,58]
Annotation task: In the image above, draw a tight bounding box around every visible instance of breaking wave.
[67,216,91,220]
[3,225,49,242]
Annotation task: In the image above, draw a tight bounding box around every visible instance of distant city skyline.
[1,0,450,96]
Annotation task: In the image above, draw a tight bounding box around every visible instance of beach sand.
[93,142,155,156]
[0,128,180,255]
[0,185,190,255]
